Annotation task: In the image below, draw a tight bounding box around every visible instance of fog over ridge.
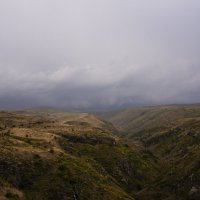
[0,0,200,109]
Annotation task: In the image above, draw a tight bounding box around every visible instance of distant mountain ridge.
[98,104,200,199]
[99,104,200,138]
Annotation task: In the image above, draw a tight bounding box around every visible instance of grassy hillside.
[0,111,157,200]
[1,105,200,200]
[99,104,200,199]
[100,104,200,138]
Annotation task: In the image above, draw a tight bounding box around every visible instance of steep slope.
[0,111,157,200]
[99,104,200,199]
[100,104,200,139]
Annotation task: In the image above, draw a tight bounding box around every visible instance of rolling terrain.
[100,104,200,200]
[0,110,157,200]
[1,105,200,200]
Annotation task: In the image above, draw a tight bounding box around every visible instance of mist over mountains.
[1,1,200,200]
[1,0,200,109]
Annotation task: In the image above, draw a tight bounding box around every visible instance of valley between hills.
[0,104,200,200]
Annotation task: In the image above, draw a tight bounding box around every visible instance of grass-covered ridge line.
[100,104,200,200]
[0,110,157,200]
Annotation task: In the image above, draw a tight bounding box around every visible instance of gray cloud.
[0,0,200,110]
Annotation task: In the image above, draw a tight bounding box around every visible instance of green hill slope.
[0,111,157,200]
[99,104,200,200]
[100,104,200,138]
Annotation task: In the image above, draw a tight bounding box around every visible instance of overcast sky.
[0,0,200,110]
